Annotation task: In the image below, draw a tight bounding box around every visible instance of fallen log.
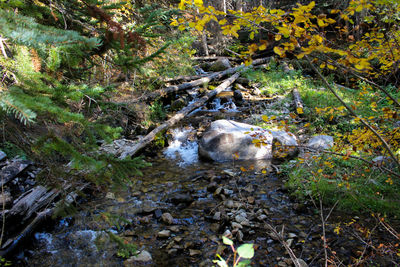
[163,73,210,84]
[0,159,31,187]
[0,183,88,256]
[137,58,270,103]
[292,88,304,115]
[191,56,240,61]
[120,71,243,159]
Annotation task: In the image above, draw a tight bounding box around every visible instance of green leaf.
[222,236,233,246]
[237,244,254,259]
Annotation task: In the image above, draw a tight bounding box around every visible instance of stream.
[14,92,385,266]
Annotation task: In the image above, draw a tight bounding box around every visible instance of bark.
[120,71,243,159]
[0,159,31,187]
[292,88,304,115]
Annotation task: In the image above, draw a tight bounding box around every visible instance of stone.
[161,213,174,225]
[189,249,202,256]
[307,135,334,151]
[233,90,243,102]
[223,229,233,239]
[170,193,193,205]
[213,212,221,221]
[198,120,273,162]
[271,131,299,158]
[127,250,152,263]
[158,230,171,238]
[171,97,187,111]
[142,200,158,213]
[235,214,247,224]
[257,214,267,221]
[209,58,231,72]
[237,230,244,242]
[296,259,309,267]
[231,222,243,229]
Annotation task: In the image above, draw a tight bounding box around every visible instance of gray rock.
[271,131,299,158]
[307,135,334,151]
[231,222,243,229]
[235,214,247,224]
[209,58,231,72]
[161,213,174,225]
[189,249,202,256]
[213,212,221,221]
[158,230,171,238]
[171,98,187,111]
[0,150,6,161]
[127,250,152,263]
[198,120,273,162]
[296,259,309,267]
[142,200,158,213]
[170,193,193,205]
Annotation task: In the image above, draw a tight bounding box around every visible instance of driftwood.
[0,159,31,187]
[120,71,242,159]
[139,58,270,103]
[292,88,304,115]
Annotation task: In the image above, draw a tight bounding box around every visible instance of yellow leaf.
[275,34,282,41]
[262,115,269,122]
[262,169,267,174]
[240,166,247,172]
[178,25,186,31]
[259,43,267,51]
[170,19,179,26]
[318,169,323,173]
[273,46,285,56]
[250,32,255,40]
[317,19,325,27]
[304,122,310,127]
[297,107,304,114]
[219,19,227,25]
[320,63,326,69]
[276,26,290,37]
[327,64,336,70]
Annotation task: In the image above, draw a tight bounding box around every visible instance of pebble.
[223,229,232,239]
[127,250,152,263]
[213,212,221,221]
[231,222,243,229]
[189,249,202,256]
[257,214,267,221]
[158,230,171,238]
[161,213,174,225]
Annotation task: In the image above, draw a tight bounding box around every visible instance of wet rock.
[307,135,333,151]
[142,200,158,213]
[271,131,299,159]
[223,169,236,177]
[158,230,171,238]
[225,200,234,208]
[223,188,233,195]
[189,249,202,256]
[223,229,233,239]
[162,213,174,225]
[247,196,255,204]
[169,226,180,232]
[125,250,152,264]
[209,58,231,72]
[213,212,221,221]
[174,236,183,242]
[257,214,267,221]
[207,182,218,192]
[235,214,247,224]
[198,120,273,162]
[233,90,243,102]
[232,222,243,229]
[170,193,193,205]
[154,209,163,219]
[237,230,244,242]
[168,248,178,255]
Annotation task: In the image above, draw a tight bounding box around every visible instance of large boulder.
[198,120,273,162]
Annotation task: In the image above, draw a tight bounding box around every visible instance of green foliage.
[107,231,137,259]
[214,237,254,267]
[0,142,27,160]
[284,155,400,217]
[149,100,166,122]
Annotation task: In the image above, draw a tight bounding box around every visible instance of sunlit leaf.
[237,244,254,259]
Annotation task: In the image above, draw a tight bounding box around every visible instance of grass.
[245,61,400,217]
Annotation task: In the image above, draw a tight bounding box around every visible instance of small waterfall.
[164,127,199,166]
